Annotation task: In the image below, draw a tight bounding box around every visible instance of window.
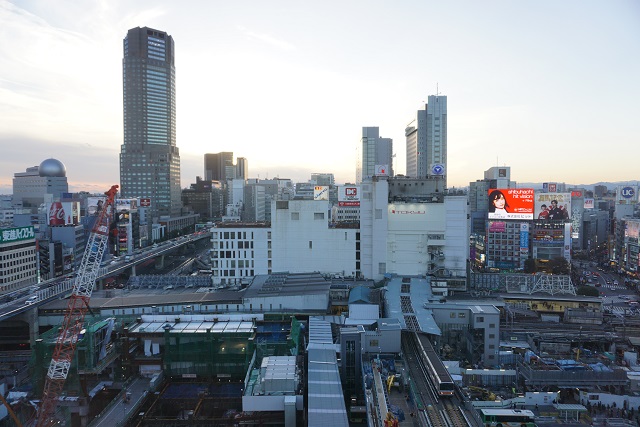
[309,241,312,249]
[291,212,299,220]
[375,209,382,219]
[314,212,324,220]
[458,313,466,318]
[489,323,496,328]
[477,316,484,323]
[450,312,456,318]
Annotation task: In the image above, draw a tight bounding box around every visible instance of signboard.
[534,192,571,220]
[115,198,138,212]
[139,198,151,207]
[338,186,360,207]
[0,226,35,244]
[87,197,106,216]
[548,183,557,193]
[487,188,534,220]
[520,223,529,254]
[488,221,506,233]
[564,223,572,260]
[375,164,389,176]
[532,229,564,244]
[313,186,329,201]
[626,221,640,239]
[430,163,445,176]
[617,185,638,204]
[584,198,594,209]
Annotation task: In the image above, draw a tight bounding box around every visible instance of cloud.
[237,25,296,51]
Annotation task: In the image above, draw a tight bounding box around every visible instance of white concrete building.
[271,200,357,277]
[211,225,270,285]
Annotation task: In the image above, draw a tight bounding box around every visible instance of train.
[416,333,455,396]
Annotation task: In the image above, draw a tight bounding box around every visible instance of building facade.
[405,95,447,184]
[204,152,234,182]
[12,159,69,214]
[120,27,182,218]
[0,226,37,293]
[356,127,393,184]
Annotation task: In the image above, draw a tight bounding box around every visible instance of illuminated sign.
[534,192,571,221]
[584,199,594,209]
[487,188,534,220]
[140,198,151,207]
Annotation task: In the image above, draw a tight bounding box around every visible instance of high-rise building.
[356,127,393,184]
[405,95,447,184]
[204,152,234,182]
[120,27,181,218]
[13,159,69,214]
[236,157,249,181]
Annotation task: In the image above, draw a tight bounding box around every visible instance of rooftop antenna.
[436,82,440,96]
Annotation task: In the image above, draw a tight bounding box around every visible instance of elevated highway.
[0,232,211,323]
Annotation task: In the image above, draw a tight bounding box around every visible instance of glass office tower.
[120,27,181,218]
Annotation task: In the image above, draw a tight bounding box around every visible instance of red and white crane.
[36,185,119,427]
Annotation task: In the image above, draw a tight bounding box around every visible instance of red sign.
[49,201,65,226]
[140,198,151,207]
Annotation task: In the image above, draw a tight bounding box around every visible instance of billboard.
[617,185,638,204]
[520,223,529,254]
[313,186,329,201]
[338,186,360,207]
[584,198,594,209]
[139,198,151,207]
[87,197,106,216]
[534,192,571,220]
[626,221,640,239]
[488,221,506,233]
[375,164,389,176]
[532,228,564,244]
[0,226,35,244]
[115,198,138,212]
[487,188,534,220]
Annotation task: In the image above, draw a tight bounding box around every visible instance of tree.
[524,258,537,274]
[548,257,570,275]
[576,285,599,297]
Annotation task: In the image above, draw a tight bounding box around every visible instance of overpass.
[0,232,211,338]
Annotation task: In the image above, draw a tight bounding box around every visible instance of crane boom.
[36,185,119,427]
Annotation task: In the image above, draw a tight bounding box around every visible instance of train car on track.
[417,333,455,396]
[478,408,536,426]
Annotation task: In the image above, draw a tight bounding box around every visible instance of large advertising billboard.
[313,186,329,201]
[487,188,534,220]
[0,226,35,244]
[626,220,640,239]
[534,192,571,220]
[115,198,138,212]
[87,197,106,216]
[338,186,360,207]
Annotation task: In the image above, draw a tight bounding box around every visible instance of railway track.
[402,331,475,427]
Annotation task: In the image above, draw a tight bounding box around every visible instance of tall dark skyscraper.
[120,27,181,218]
[204,152,234,182]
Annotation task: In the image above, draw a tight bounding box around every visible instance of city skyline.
[1,0,639,194]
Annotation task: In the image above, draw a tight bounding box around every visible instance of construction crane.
[36,185,119,427]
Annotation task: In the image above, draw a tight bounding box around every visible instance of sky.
[1,0,639,194]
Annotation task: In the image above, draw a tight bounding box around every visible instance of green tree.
[548,257,570,275]
[576,285,599,297]
[524,258,537,274]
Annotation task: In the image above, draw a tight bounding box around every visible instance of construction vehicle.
[35,185,119,427]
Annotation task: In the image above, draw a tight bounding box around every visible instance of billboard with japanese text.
[487,188,534,220]
[534,192,571,221]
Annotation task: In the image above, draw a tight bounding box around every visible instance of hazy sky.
[1,0,639,194]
